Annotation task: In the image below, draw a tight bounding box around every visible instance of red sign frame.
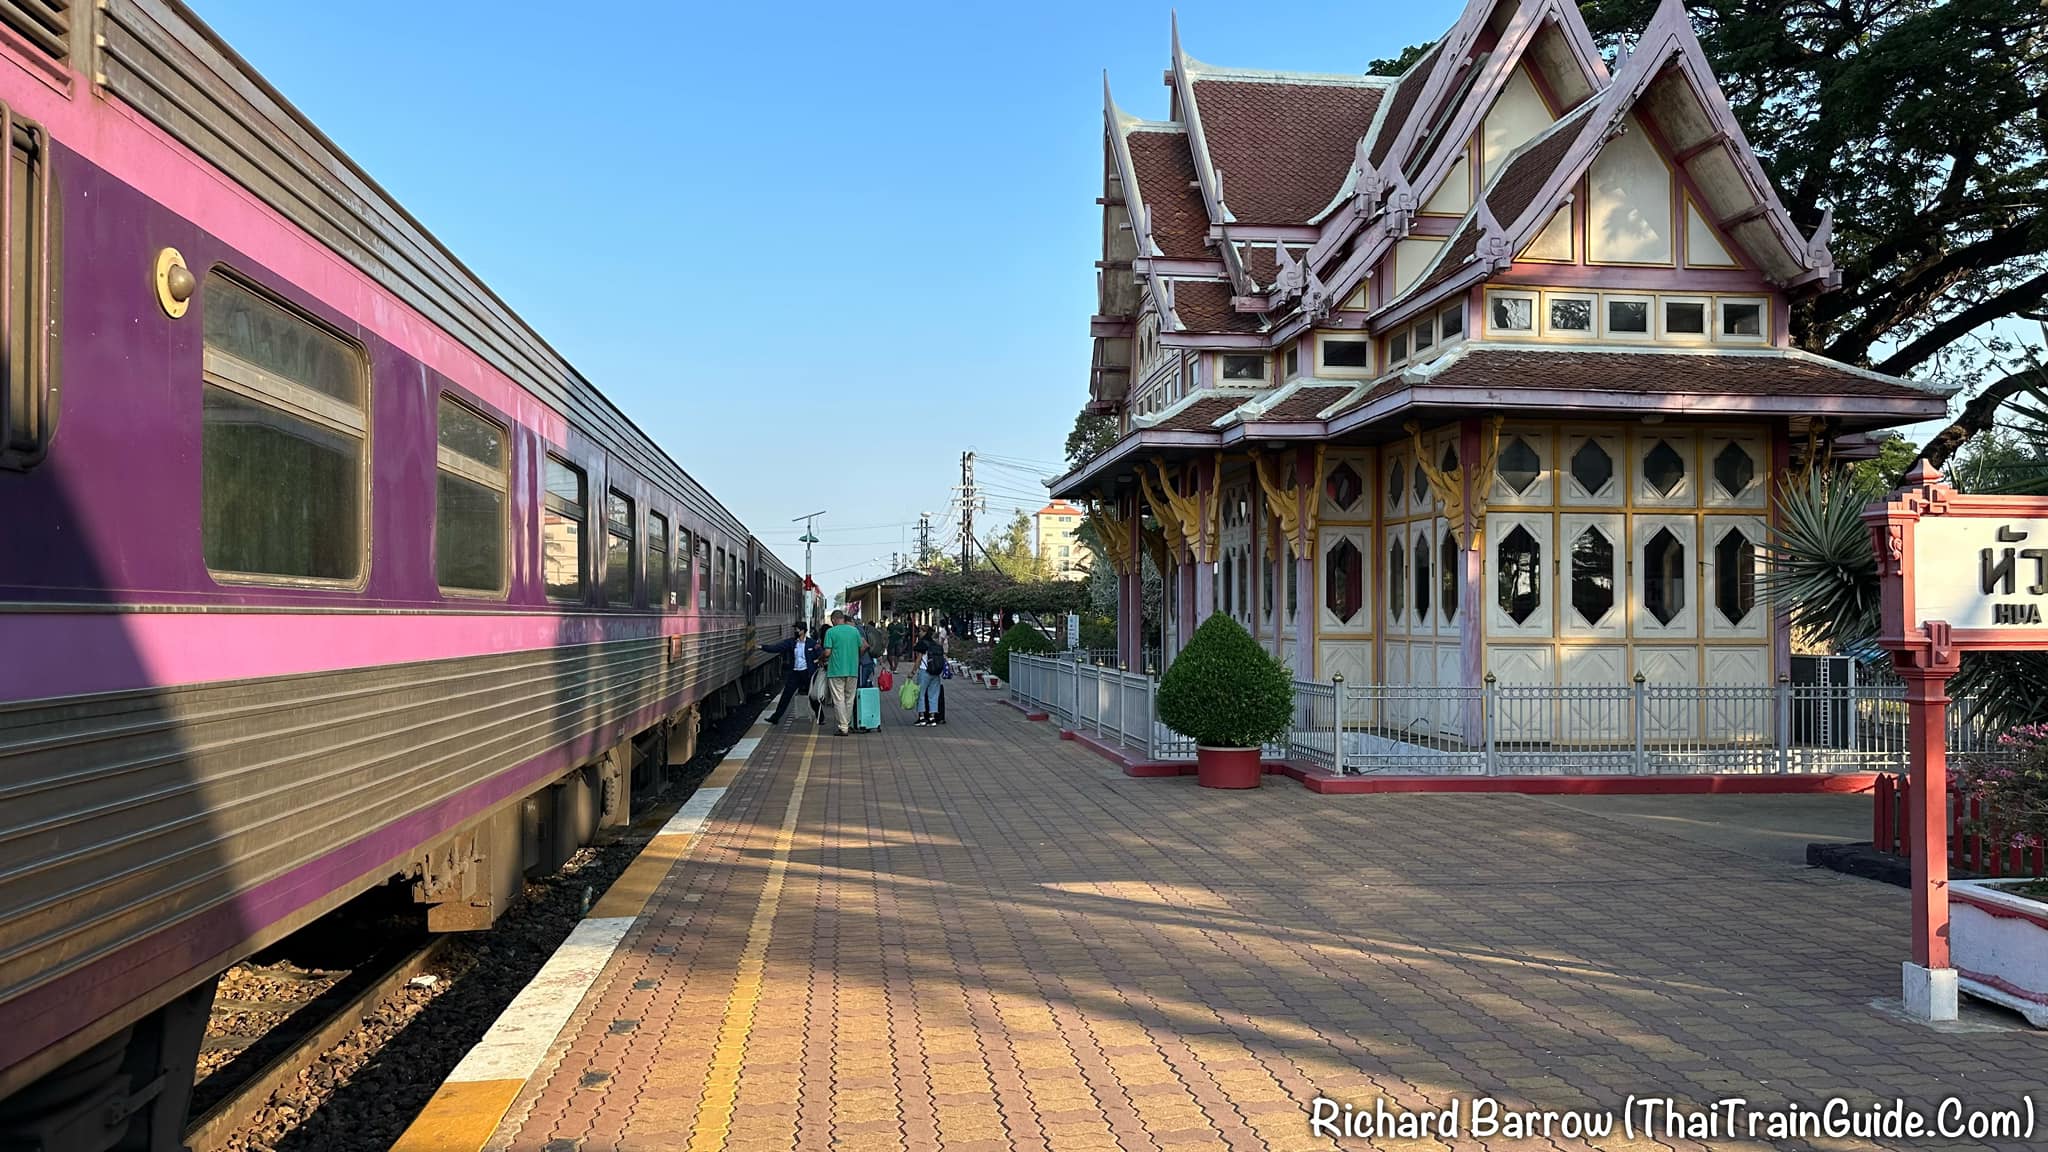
[1862,461,2048,1017]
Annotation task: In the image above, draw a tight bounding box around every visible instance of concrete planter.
[1195,746,1261,789]
[1952,879,2048,1027]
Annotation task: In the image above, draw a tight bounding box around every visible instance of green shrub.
[1156,613,1295,749]
[1078,615,1117,651]
[992,622,1056,680]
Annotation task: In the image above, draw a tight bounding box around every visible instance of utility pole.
[916,513,933,569]
[958,452,977,572]
[794,509,825,623]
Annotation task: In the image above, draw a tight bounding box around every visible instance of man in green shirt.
[821,609,865,736]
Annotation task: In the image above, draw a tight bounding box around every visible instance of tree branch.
[1911,367,2048,470]
[1875,267,2048,376]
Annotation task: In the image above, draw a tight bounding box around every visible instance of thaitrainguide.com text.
[1309,1094,2038,1143]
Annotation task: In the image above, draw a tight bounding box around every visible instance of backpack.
[925,643,946,675]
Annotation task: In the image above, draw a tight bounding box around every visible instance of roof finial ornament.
[1808,204,1835,263]
[1302,267,1333,322]
[1274,241,1306,301]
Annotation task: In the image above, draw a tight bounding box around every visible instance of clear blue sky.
[192,0,1460,586]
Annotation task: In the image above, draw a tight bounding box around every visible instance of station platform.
[406,685,2044,1152]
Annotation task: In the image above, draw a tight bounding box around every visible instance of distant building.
[1034,501,1091,579]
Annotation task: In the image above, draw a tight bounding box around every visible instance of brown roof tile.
[1150,392,1254,431]
[1170,280,1263,334]
[1243,385,1355,422]
[1126,129,1210,259]
[1237,244,1280,289]
[1482,103,1595,228]
[1191,79,1384,223]
[1405,105,1595,301]
[1420,348,1936,400]
[1367,42,1444,168]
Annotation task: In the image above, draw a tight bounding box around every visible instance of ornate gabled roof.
[1185,66,1389,225]
[1134,388,1264,432]
[1366,42,1444,169]
[1398,100,1601,304]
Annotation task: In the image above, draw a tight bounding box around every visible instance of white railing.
[1007,654,1991,776]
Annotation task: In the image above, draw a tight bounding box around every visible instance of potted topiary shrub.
[1950,725,2048,1026]
[1155,612,1295,788]
[992,621,1056,684]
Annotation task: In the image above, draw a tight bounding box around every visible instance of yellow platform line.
[685,730,816,1152]
[391,723,779,1152]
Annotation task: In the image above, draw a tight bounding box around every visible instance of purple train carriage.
[0,3,796,1146]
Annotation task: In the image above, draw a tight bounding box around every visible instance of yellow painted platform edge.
[389,717,778,1152]
[387,1078,523,1152]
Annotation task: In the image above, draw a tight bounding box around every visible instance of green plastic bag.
[899,680,920,711]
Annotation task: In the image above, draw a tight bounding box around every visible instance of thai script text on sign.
[1913,517,2048,628]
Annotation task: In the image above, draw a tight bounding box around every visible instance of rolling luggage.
[934,682,945,725]
[856,686,882,731]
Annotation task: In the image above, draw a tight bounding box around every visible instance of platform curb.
[388,719,775,1152]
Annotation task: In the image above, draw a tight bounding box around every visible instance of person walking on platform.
[911,625,947,727]
[860,619,884,689]
[759,624,818,725]
[822,610,864,737]
[887,617,907,673]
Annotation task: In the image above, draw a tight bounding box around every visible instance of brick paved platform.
[482,688,2046,1152]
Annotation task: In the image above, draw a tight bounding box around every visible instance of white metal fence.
[1008,653,1993,776]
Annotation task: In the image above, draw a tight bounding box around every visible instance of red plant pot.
[1195,746,1261,789]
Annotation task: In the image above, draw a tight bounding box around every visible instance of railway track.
[176,692,768,1152]
[185,938,452,1152]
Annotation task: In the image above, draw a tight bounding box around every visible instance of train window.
[2,105,54,470]
[435,396,507,595]
[649,511,671,610]
[696,536,711,610]
[604,489,635,607]
[201,274,367,584]
[713,547,726,611]
[542,455,585,600]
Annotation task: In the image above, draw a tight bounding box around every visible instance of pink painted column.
[1176,557,1196,653]
[1193,458,1216,623]
[1293,447,1316,677]
[1902,657,1959,975]
[1120,493,1144,667]
[1459,418,1485,690]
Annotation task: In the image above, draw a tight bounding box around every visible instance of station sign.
[1867,464,2048,654]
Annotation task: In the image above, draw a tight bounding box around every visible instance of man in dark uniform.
[759,623,817,725]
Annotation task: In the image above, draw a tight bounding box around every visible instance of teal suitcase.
[856,686,882,731]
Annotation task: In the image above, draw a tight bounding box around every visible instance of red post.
[1899,663,1955,972]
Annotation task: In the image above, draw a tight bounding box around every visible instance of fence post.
[1117,664,1128,748]
[1331,673,1345,776]
[1483,672,1498,777]
[1144,672,1158,760]
[1632,672,1647,774]
[1775,675,1792,773]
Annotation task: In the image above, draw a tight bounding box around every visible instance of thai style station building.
[1054,0,1953,713]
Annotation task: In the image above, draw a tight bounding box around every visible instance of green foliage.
[1156,613,1296,749]
[1847,434,1920,493]
[1763,468,1885,653]
[1079,615,1117,651]
[982,509,1051,580]
[992,622,1057,680]
[1954,725,2048,859]
[898,570,1008,615]
[992,579,1089,616]
[1065,409,1121,467]
[1369,41,1436,75]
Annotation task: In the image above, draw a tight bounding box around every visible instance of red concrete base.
[1058,728,1880,795]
